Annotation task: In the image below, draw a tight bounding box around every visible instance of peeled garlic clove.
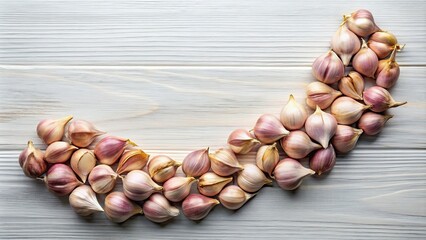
[209,148,244,176]
[331,23,361,65]
[94,136,136,165]
[44,164,83,196]
[255,144,279,177]
[227,129,260,154]
[330,96,371,124]
[163,176,196,202]
[19,141,46,178]
[253,114,289,144]
[88,164,119,194]
[281,131,322,159]
[363,86,407,112]
[143,193,179,223]
[44,141,78,164]
[37,115,73,144]
[375,47,400,88]
[116,149,150,175]
[312,50,345,84]
[305,106,337,149]
[123,170,163,201]
[198,172,233,197]
[237,164,272,193]
[104,192,143,223]
[344,9,380,37]
[331,125,363,153]
[70,149,96,183]
[280,94,308,130]
[358,112,393,136]
[147,155,181,183]
[182,194,220,221]
[368,31,403,59]
[182,148,211,177]
[352,39,379,78]
[306,82,342,110]
[273,158,315,190]
[310,144,336,175]
[218,185,255,210]
[67,119,105,147]
[69,185,103,216]
[338,71,365,100]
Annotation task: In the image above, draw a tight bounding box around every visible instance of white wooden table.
[1,1,425,239]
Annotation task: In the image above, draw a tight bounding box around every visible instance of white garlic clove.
[88,164,118,194]
[69,185,104,216]
[182,194,220,221]
[104,192,143,223]
[330,96,371,124]
[255,144,279,177]
[219,185,255,210]
[44,141,78,164]
[305,106,338,149]
[338,71,365,101]
[37,115,73,144]
[209,148,244,176]
[375,47,400,89]
[306,82,342,110]
[70,149,96,183]
[331,125,363,153]
[331,23,361,65]
[147,155,181,183]
[237,164,272,193]
[123,170,163,201]
[227,129,260,154]
[163,176,196,202]
[67,119,105,148]
[309,144,336,175]
[44,164,83,196]
[94,136,137,165]
[198,172,233,197]
[182,148,211,177]
[352,39,379,78]
[19,141,46,178]
[358,112,393,136]
[312,50,345,84]
[363,86,407,113]
[116,149,150,175]
[254,114,289,144]
[280,94,308,130]
[368,31,403,59]
[143,193,179,223]
[274,158,315,190]
[344,9,380,37]
[281,131,322,159]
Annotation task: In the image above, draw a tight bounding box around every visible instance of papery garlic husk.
[331,125,363,153]
[123,170,163,201]
[305,106,338,149]
[281,131,322,159]
[237,164,272,193]
[182,194,220,221]
[309,144,336,175]
[363,86,407,112]
[358,112,393,136]
[375,47,400,88]
[67,119,105,147]
[368,31,403,59]
[44,164,83,196]
[227,129,260,154]
[331,23,361,65]
[306,82,342,110]
[338,71,365,100]
[70,149,96,183]
[94,136,136,165]
[253,114,289,144]
[44,141,78,164]
[280,94,308,130]
[116,149,150,175]
[218,185,255,210]
[69,185,104,216]
[163,176,196,202]
[147,155,181,183]
[344,9,380,37]
[37,115,73,144]
[330,96,371,124]
[198,172,233,197]
[273,158,315,190]
[209,148,244,176]
[255,144,279,177]
[312,50,345,84]
[143,193,179,223]
[88,164,119,194]
[104,191,143,223]
[19,141,47,178]
[352,39,379,78]
[182,148,211,177]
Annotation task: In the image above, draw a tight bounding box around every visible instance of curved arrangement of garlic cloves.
[69,185,104,216]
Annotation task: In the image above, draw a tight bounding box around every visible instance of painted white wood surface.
[0,0,425,239]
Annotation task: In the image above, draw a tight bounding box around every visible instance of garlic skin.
[94,136,136,165]
[331,23,361,65]
[352,39,379,78]
[306,82,342,110]
[209,148,244,176]
[338,71,365,100]
[237,164,272,193]
[218,185,255,210]
[280,94,308,130]
[36,115,73,144]
[182,148,211,177]
[19,141,46,178]
[255,144,279,177]
[198,172,233,197]
[363,86,407,112]
[368,31,402,59]
[375,47,400,88]
[309,145,336,175]
[305,106,337,149]
[331,125,363,153]
[163,176,196,202]
[312,50,345,84]
[70,149,96,183]
[116,149,150,175]
[147,155,181,183]
[44,141,78,164]
[123,170,163,201]
[104,192,143,223]
[182,194,220,221]
[273,158,315,190]
[358,112,393,135]
[143,193,179,223]
[253,114,289,144]
[344,9,380,37]
[44,164,83,196]
[67,119,105,147]
[281,131,322,159]
[88,164,119,194]
[227,129,260,154]
[69,185,104,216]
[330,96,371,124]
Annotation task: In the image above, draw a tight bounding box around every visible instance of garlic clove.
[368,31,403,59]
[331,125,363,153]
[237,164,272,193]
[122,170,163,201]
[44,141,78,164]
[280,94,308,130]
[255,144,279,177]
[218,185,255,210]
[44,164,83,196]
[273,158,315,190]
[163,176,196,202]
[88,164,119,194]
[209,148,244,176]
[70,149,96,183]
[331,23,361,65]
[19,141,47,178]
[182,148,211,177]
[358,112,393,136]
[116,149,150,175]
[143,193,179,223]
[375,47,400,88]
[363,86,407,112]
[253,114,289,144]
[352,39,379,78]
[37,115,73,144]
[67,119,105,148]
[104,192,143,223]
[69,185,104,216]
[182,194,220,221]
[338,71,365,100]
[305,106,338,149]
[309,144,336,175]
[281,131,322,159]
[94,136,137,165]
[227,129,260,154]
[147,155,181,183]
[306,82,342,110]
[198,172,233,197]
[344,9,380,37]
[312,50,345,84]
[330,96,371,124]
